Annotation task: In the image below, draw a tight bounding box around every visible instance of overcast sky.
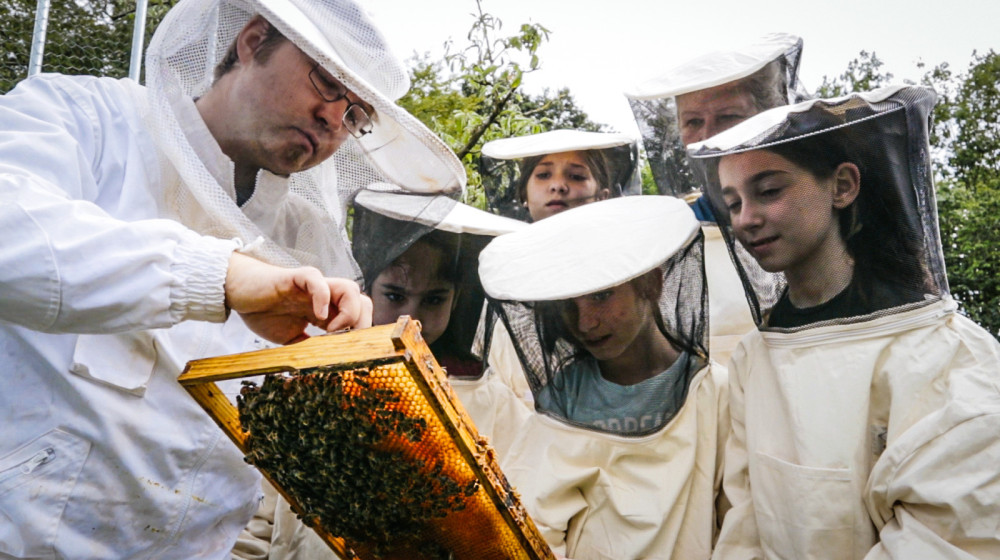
[366,0,998,136]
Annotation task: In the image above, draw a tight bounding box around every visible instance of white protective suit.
[623,34,803,371]
[480,196,730,560]
[447,366,533,460]
[477,130,643,411]
[703,225,755,368]
[0,0,464,555]
[502,363,729,559]
[0,74,262,559]
[686,86,1000,559]
[713,300,1000,559]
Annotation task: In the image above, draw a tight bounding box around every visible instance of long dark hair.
[764,109,931,303]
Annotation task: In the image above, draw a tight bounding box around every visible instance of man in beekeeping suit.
[0,0,464,557]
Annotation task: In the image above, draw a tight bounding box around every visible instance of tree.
[1,0,176,93]
[519,87,606,132]
[932,51,1000,336]
[396,0,607,208]
[815,50,894,98]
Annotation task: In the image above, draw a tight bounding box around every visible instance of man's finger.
[293,268,331,322]
[357,294,373,329]
[323,279,362,332]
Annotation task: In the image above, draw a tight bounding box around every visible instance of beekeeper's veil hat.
[479,130,641,221]
[144,0,465,276]
[688,85,943,329]
[480,196,708,435]
[625,33,803,202]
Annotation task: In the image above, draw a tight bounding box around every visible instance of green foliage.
[639,159,658,196]
[816,50,895,98]
[937,175,1000,335]
[396,0,606,208]
[519,87,606,132]
[1,0,35,92]
[824,49,1000,337]
[933,50,1000,336]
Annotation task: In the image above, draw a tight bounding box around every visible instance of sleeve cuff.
[169,236,241,323]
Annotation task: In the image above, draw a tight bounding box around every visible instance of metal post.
[27,0,51,77]
[128,0,150,82]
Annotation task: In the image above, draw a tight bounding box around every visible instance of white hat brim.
[688,84,908,156]
[624,32,801,100]
[482,129,637,160]
[480,196,699,301]
[355,188,527,236]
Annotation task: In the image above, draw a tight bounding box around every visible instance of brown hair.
[762,114,931,300]
[213,16,288,83]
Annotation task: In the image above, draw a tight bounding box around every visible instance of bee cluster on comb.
[180,317,553,560]
[237,365,476,558]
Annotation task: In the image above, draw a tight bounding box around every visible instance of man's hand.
[225,252,373,344]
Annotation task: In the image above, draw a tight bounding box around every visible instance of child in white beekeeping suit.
[256,189,532,560]
[479,195,729,559]
[478,130,642,405]
[689,85,1000,558]
[625,32,804,368]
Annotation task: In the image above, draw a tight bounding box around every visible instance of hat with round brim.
[481,129,637,160]
[354,188,527,236]
[623,32,802,100]
[686,84,911,156]
[479,196,699,301]
[686,84,944,328]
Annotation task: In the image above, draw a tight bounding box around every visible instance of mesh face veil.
[479,196,708,436]
[479,130,641,221]
[688,85,945,330]
[624,33,804,203]
[352,189,525,377]
[143,0,465,278]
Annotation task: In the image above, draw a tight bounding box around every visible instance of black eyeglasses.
[308,65,374,139]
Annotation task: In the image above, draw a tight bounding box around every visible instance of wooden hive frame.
[178,316,553,560]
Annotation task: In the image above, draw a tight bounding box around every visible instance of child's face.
[525,151,609,221]
[370,242,456,345]
[560,281,656,363]
[717,149,852,282]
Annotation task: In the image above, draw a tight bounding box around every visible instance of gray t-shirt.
[535,351,692,434]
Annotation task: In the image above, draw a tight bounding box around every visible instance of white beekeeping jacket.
[0,0,465,556]
[0,73,262,560]
[689,86,1000,559]
[146,0,466,275]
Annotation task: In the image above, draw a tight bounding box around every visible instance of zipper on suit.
[0,448,55,484]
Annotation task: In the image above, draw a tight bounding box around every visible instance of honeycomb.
[183,319,552,560]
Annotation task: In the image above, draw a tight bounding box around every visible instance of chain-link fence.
[1,0,176,94]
